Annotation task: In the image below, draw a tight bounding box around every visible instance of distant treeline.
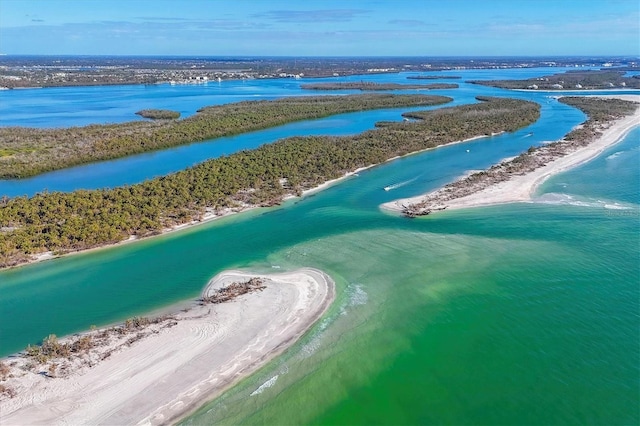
[469,70,640,90]
[0,94,448,178]
[300,82,458,91]
[406,76,462,80]
[0,97,540,268]
[558,96,639,140]
[135,109,181,120]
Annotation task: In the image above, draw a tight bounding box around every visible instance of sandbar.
[0,268,335,425]
[382,95,640,213]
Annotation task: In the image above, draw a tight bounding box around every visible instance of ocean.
[0,69,637,424]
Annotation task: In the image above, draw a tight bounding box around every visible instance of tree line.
[0,94,450,178]
[0,97,540,268]
[301,82,458,90]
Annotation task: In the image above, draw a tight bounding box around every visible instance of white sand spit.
[382,95,640,213]
[0,268,334,425]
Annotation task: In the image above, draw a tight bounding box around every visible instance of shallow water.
[0,69,638,425]
[184,132,640,425]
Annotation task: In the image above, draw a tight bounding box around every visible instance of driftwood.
[201,278,266,304]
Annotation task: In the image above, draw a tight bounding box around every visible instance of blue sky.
[0,0,638,56]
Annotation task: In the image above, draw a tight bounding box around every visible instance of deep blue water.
[4,67,635,198]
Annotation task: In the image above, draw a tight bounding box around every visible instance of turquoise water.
[0,70,638,424]
[184,130,639,425]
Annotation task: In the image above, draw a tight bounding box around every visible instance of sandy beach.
[0,268,335,425]
[382,95,640,214]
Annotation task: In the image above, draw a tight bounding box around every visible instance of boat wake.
[383,176,418,191]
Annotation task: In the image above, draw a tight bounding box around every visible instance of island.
[0,94,449,178]
[0,97,540,269]
[0,268,335,425]
[406,75,462,80]
[382,96,640,216]
[468,70,640,90]
[300,82,458,91]
[135,109,181,120]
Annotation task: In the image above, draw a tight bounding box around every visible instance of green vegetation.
[201,278,266,304]
[469,70,640,90]
[135,109,181,120]
[0,94,449,178]
[0,97,540,268]
[559,96,639,142]
[378,96,539,136]
[559,96,639,123]
[406,75,462,80]
[300,82,458,90]
[402,97,639,217]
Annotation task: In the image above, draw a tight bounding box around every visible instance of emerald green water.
[1,124,638,423]
[183,131,639,425]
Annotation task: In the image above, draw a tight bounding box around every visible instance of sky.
[0,0,638,56]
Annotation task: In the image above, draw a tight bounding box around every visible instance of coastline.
[382,95,640,214]
[0,268,335,425]
[513,88,640,93]
[17,132,502,271]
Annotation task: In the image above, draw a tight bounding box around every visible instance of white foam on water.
[299,318,330,358]
[536,193,634,210]
[300,336,322,358]
[250,375,279,396]
[606,151,624,160]
[340,283,368,316]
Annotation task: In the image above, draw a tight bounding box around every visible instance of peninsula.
[383,95,640,216]
[469,70,640,90]
[0,268,335,425]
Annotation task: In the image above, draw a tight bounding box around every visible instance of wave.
[535,193,635,210]
[298,316,333,359]
[250,375,279,396]
[606,151,624,160]
[340,283,368,316]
